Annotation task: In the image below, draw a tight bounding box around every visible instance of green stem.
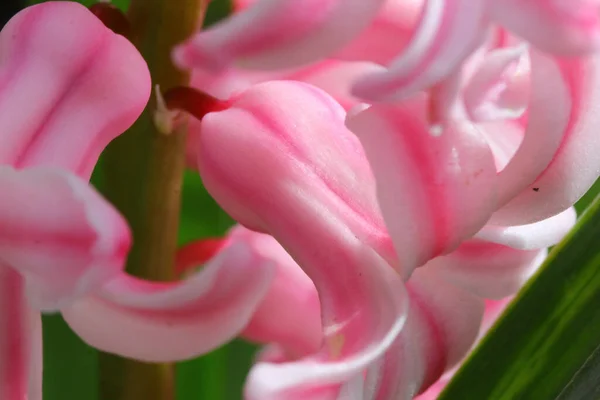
[98,1,208,399]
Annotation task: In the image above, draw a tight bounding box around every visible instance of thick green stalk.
[98,1,207,399]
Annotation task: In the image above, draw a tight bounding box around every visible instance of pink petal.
[174,226,322,357]
[173,0,386,71]
[244,263,406,400]
[426,240,547,299]
[195,81,407,396]
[62,240,275,362]
[333,0,423,65]
[492,53,600,224]
[489,0,600,56]
[415,298,511,400]
[0,2,150,178]
[371,267,484,399]
[0,266,41,400]
[476,207,577,250]
[248,267,483,399]
[232,227,322,357]
[463,44,530,122]
[0,166,130,311]
[286,61,386,110]
[480,298,512,334]
[477,120,524,172]
[351,0,488,102]
[346,98,497,277]
[195,81,395,265]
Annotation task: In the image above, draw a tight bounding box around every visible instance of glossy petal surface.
[347,98,497,276]
[0,166,130,311]
[63,241,274,362]
[174,0,386,71]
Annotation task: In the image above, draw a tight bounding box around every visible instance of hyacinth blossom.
[0,2,150,399]
[157,0,600,398]
[70,1,598,399]
[0,7,285,400]
[175,0,600,102]
[3,1,600,400]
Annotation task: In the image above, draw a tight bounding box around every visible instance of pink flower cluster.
[2,1,600,399]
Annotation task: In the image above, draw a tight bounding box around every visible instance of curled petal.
[489,0,600,56]
[231,228,322,357]
[0,267,42,400]
[244,262,407,400]
[173,0,386,71]
[346,99,497,277]
[352,0,488,102]
[196,81,406,396]
[62,241,274,362]
[251,268,483,399]
[463,45,530,122]
[493,53,600,224]
[476,208,577,250]
[175,226,322,357]
[414,297,509,400]
[0,2,150,177]
[426,240,547,299]
[0,166,130,311]
[371,267,484,399]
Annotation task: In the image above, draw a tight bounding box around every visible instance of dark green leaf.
[557,343,600,400]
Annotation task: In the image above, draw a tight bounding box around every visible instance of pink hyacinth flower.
[347,43,600,229]
[354,0,600,102]
[175,0,600,109]
[0,3,151,399]
[185,80,566,397]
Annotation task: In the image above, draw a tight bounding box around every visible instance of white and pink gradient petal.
[173,0,386,71]
[463,44,531,122]
[351,0,488,102]
[347,98,497,277]
[0,166,130,311]
[62,240,274,362]
[476,207,577,250]
[244,259,406,400]
[489,0,600,56]
[492,53,600,224]
[246,267,483,400]
[426,240,547,299]
[333,0,423,65]
[0,1,150,178]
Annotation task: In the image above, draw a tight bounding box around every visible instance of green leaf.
[439,194,600,400]
[556,343,600,400]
